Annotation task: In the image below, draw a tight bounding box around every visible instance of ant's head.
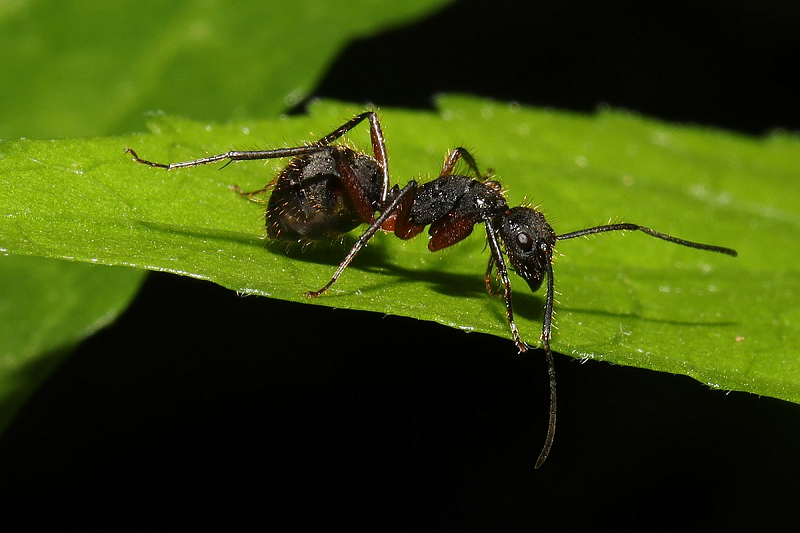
[498,207,556,292]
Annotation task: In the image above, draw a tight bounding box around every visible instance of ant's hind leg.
[314,112,391,202]
[127,111,393,200]
[126,145,343,171]
[126,112,392,171]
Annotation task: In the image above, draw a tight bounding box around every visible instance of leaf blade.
[1,98,797,403]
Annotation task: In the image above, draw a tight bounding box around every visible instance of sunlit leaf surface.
[2,98,796,403]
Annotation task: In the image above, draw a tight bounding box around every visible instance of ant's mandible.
[126,111,738,468]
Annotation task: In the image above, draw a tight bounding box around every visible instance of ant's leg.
[314,112,391,203]
[228,179,279,204]
[484,255,503,296]
[306,180,418,298]
[125,145,336,170]
[127,112,394,219]
[485,255,495,294]
[125,111,390,182]
[440,147,482,178]
[484,219,526,352]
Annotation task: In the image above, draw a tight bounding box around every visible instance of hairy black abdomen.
[266,147,382,241]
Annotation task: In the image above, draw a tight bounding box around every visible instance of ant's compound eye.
[516,231,533,251]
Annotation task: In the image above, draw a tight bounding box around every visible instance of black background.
[2,0,799,530]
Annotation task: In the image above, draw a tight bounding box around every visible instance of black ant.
[125,111,737,468]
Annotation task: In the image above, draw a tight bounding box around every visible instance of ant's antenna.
[534,260,557,469]
[557,223,738,256]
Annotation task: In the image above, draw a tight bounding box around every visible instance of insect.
[126,112,737,468]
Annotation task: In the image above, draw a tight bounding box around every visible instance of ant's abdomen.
[266,149,383,242]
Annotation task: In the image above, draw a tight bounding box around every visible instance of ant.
[126,111,738,468]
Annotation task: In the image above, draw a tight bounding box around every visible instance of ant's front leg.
[483,219,527,353]
[484,255,504,297]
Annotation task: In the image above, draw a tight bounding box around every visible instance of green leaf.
[1,97,797,403]
[0,0,452,138]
